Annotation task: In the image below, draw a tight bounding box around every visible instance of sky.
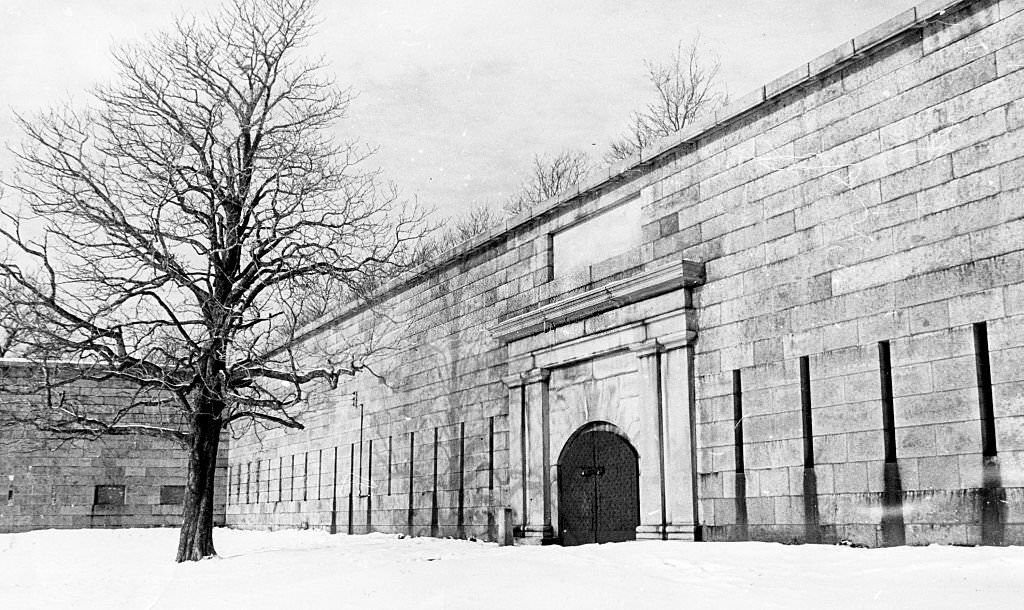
[0,0,922,220]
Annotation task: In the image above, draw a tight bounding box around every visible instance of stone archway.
[557,424,639,546]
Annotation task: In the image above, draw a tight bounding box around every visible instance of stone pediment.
[490,259,704,343]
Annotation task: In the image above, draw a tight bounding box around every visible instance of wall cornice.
[490,259,704,343]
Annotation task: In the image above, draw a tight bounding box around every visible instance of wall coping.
[0,357,85,368]
[490,259,704,343]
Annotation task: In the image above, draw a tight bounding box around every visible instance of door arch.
[557,423,639,545]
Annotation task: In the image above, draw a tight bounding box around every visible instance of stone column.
[632,340,667,540]
[502,373,527,534]
[521,368,554,543]
[661,331,699,540]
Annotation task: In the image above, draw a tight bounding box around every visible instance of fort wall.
[226,0,1024,546]
[0,361,226,532]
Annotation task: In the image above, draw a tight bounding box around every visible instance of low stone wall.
[0,361,226,533]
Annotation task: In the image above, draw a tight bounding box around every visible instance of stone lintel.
[527,316,692,371]
[490,259,705,343]
[533,322,646,370]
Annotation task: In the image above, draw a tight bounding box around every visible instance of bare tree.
[607,38,727,162]
[0,328,18,359]
[0,283,25,358]
[445,205,504,245]
[418,150,590,251]
[0,0,423,562]
[505,150,592,216]
[417,147,592,258]
[415,150,591,255]
[415,204,505,262]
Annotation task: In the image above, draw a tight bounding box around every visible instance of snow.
[1,528,1022,609]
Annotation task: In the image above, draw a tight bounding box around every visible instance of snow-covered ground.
[1,528,1021,609]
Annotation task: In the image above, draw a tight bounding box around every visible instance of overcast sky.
[0,0,920,220]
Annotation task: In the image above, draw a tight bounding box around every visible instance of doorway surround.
[491,259,705,544]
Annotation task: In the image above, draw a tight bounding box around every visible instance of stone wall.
[226,269,512,538]
[677,0,1024,545]
[227,0,1024,546]
[0,360,226,532]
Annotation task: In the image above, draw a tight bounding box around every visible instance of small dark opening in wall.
[255,458,261,504]
[488,416,495,491]
[407,431,415,533]
[799,355,821,543]
[973,322,997,457]
[973,321,1006,545]
[94,485,125,506]
[732,369,745,474]
[303,451,309,501]
[799,355,814,468]
[878,340,897,463]
[363,441,372,499]
[160,485,186,505]
[877,340,906,547]
[732,369,748,540]
[457,421,466,538]
[431,427,439,537]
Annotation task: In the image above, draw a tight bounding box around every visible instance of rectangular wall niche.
[551,195,642,278]
[160,485,186,505]
[94,485,126,506]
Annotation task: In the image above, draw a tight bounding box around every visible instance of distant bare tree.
[505,150,592,216]
[421,205,505,259]
[416,150,591,253]
[418,148,593,261]
[607,38,727,162]
[0,0,423,562]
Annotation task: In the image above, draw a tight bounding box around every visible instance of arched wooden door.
[557,427,639,545]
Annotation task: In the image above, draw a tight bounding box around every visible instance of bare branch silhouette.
[607,38,727,162]
[0,0,425,562]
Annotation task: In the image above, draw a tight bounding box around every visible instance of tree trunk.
[176,420,221,562]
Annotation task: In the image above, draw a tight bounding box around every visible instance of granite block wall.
[0,361,226,533]
[227,0,1024,546]
[674,0,1024,544]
